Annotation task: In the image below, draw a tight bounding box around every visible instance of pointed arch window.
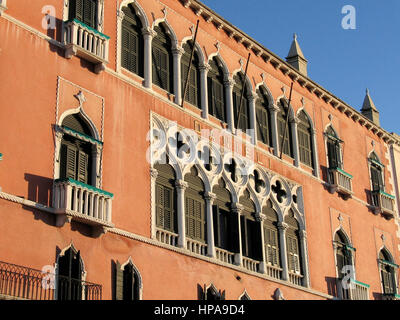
[57,248,83,300]
[121,4,144,76]
[115,260,141,300]
[263,200,280,268]
[152,24,173,93]
[233,73,250,131]
[212,179,238,255]
[60,114,93,186]
[277,99,293,157]
[256,88,272,146]
[334,230,353,279]
[181,42,201,108]
[184,167,206,244]
[285,211,301,275]
[325,126,342,169]
[369,152,384,191]
[154,163,177,234]
[68,0,97,29]
[207,57,226,122]
[379,249,398,296]
[239,190,262,262]
[298,111,313,167]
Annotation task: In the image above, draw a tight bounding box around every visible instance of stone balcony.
[336,278,369,300]
[53,178,114,234]
[372,190,396,219]
[328,167,353,199]
[62,19,110,74]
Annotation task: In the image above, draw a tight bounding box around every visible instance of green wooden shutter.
[155,183,174,232]
[77,150,88,184]
[115,261,123,300]
[83,0,96,28]
[185,196,205,242]
[327,139,339,169]
[122,25,139,74]
[61,143,77,180]
[152,47,169,91]
[371,165,383,191]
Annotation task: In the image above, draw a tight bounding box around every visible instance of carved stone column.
[199,64,211,119]
[269,104,280,157]
[224,77,235,133]
[311,128,320,178]
[205,191,217,258]
[142,27,157,89]
[231,202,244,266]
[175,179,188,248]
[172,47,185,105]
[248,92,258,145]
[91,144,102,188]
[277,221,289,281]
[291,118,300,167]
[150,168,159,239]
[256,212,266,274]
[116,9,125,73]
[299,229,310,288]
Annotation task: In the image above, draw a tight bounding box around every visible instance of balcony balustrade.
[53,178,114,232]
[62,19,110,73]
[0,260,101,300]
[336,278,369,300]
[328,168,353,199]
[371,190,396,218]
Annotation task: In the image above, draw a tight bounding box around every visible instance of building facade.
[0,0,399,300]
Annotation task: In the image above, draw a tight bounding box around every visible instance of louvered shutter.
[115,261,123,300]
[163,187,173,231]
[336,248,345,278]
[83,0,96,28]
[371,165,383,191]
[61,143,77,180]
[122,25,139,74]
[77,150,88,184]
[327,139,339,169]
[287,236,300,273]
[155,184,164,228]
[212,205,220,247]
[185,197,205,241]
[265,227,279,266]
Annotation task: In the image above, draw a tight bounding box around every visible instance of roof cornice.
[179,0,396,145]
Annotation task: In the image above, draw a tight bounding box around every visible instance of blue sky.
[200,0,400,134]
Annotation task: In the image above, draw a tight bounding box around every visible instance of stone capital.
[224,77,235,89]
[268,104,280,113]
[175,179,188,190]
[231,202,244,214]
[117,9,125,21]
[255,212,266,222]
[150,168,158,180]
[172,47,185,57]
[277,221,289,232]
[142,27,157,38]
[204,191,217,202]
[199,63,211,73]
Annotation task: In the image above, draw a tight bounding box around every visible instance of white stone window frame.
[377,246,399,296]
[367,150,386,192]
[54,243,88,300]
[323,124,344,171]
[296,107,320,178]
[62,0,105,32]
[116,0,150,81]
[332,228,356,280]
[0,0,7,15]
[54,108,103,189]
[119,257,144,300]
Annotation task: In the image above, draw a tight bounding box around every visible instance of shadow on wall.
[24,173,53,207]
[325,276,338,298]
